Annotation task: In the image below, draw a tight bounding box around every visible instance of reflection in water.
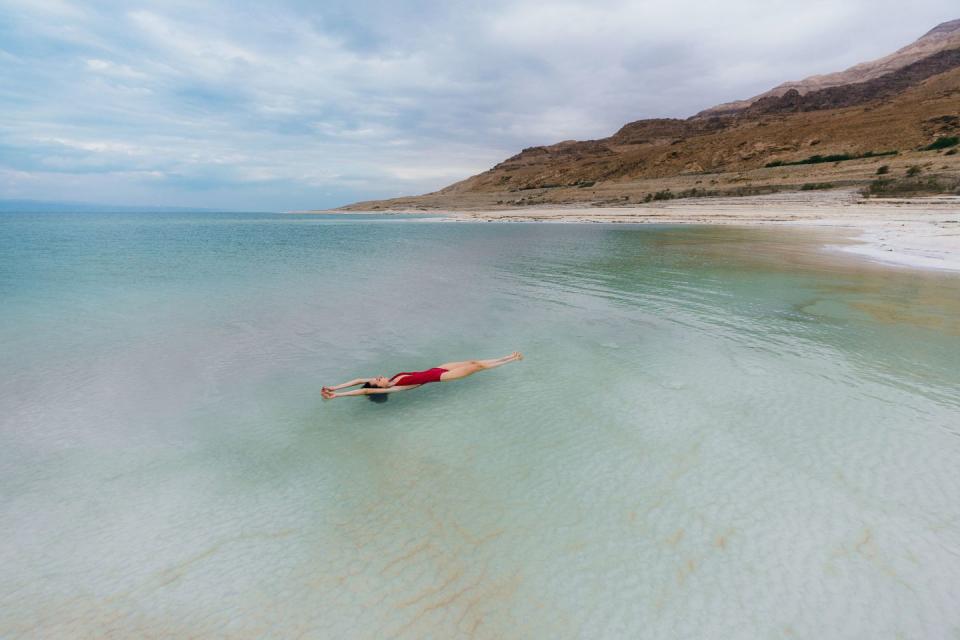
[1,214,959,638]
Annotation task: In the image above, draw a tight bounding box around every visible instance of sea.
[1,211,959,638]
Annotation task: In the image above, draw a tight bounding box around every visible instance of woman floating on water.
[322,352,522,402]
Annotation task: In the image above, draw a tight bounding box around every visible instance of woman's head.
[362,381,389,403]
[369,376,390,388]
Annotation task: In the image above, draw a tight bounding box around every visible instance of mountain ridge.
[698,18,960,117]
[341,19,960,211]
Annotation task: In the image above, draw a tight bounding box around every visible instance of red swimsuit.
[390,367,448,386]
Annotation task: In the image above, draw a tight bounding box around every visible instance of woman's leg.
[437,359,475,370]
[438,352,520,370]
[439,352,521,381]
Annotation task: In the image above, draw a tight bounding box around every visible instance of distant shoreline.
[303,189,960,272]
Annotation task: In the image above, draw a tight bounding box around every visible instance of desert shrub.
[764,150,896,169]
[946,148,958,156]
[923,136,959,151]
[800,183,834,190]
[906,165,922,177]
[864,179,891,195]
[862,175,959,197]
[725,185,784,197]
[677,188,704,198]
[518,183,560,191]
[640,190,676,202]
[876,165,890,175]
[812,154,848,163]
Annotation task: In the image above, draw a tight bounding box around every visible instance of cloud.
[84,58,148,79]
[0,0,956,209]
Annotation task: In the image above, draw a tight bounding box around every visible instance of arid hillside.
[701,18,960,116]
[341,20,960,211]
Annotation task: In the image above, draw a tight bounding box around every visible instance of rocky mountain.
[699,18,960,117]
[742,48,960,115]
[342,20,960,211]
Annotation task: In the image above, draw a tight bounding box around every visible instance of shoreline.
[311,190,960,273]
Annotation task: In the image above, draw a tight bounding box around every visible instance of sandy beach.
[370,190,960,273]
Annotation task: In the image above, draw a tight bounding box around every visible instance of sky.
[0,0,956,210]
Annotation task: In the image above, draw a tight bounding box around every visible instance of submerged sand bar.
[323,190,960,273]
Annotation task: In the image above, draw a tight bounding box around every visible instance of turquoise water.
[2,211,959,638]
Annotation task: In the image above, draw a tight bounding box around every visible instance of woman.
[322,352,522,401]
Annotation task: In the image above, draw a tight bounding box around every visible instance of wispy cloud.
[0,0,955,209]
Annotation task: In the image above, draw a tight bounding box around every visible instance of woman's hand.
[321,388,337,400]
[324,378,370,392]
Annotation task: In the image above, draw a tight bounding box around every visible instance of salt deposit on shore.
[414,190,960,272]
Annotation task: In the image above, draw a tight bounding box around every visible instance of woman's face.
[372,376,390,388]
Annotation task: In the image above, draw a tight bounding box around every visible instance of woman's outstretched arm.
[323,385,418,400]
[324,378,372,391]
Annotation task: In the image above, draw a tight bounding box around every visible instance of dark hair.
[362,382,389,403]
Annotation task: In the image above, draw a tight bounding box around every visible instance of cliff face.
[744,48,960,115]
[699,18,960,116]
[342,20,960,210]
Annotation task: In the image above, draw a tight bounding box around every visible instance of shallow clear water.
[1,212,959,638]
